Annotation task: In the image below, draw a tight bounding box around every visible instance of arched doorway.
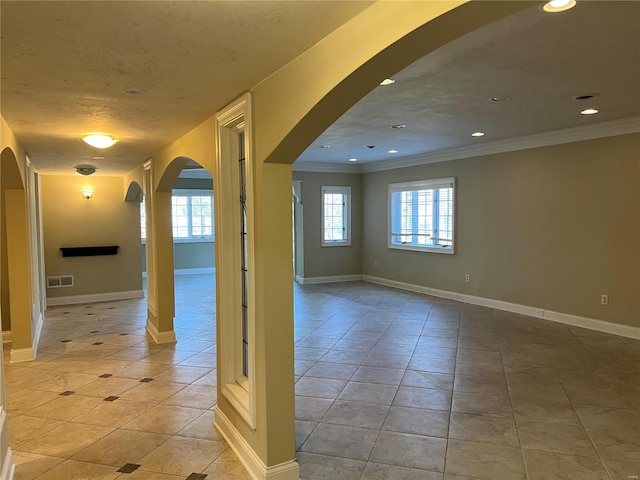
[1,147,35,363]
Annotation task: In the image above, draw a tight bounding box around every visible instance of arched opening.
[1,147,34,362]
[146,156,216,345]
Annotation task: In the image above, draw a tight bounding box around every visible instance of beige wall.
[41,175,143,298]
[362,134,640,327]
[293,171,362,278]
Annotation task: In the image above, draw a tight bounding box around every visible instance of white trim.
[0,408,14,479]
[46,290,144,306]
[361,117,640,173]
[31,311,43,356]
[213,407,300,480]
[297,274,363,285]
[293,161,359,174]
[174,267,215,276]
[2,331,10,344]
[321,186,351,247]
[1,448,14,480]
[145,318,177,344]
[362,275,640,340]
[10,347,35,363]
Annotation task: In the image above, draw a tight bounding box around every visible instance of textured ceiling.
[298,1,640,165]
[0,0,374,174]
[2,2,638,175]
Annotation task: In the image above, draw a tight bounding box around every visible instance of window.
[389,177,455,253]
[321,186,351,246]
[140,190,214,242]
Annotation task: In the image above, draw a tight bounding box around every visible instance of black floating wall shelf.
[60,246,119,257]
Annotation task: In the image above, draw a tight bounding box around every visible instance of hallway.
[3,274,640,479]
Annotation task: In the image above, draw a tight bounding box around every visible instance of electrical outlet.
[465,274,470,283]
[600,294,609,306]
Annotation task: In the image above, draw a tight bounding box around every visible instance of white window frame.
[321,186,351,247]
[388,177,455,254]
[170,189,215,242]
[215,93,256,429]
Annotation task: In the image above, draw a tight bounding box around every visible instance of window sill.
[388,243,454,254]
[321,241,352,247]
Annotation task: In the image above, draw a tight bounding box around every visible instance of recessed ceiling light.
[348,158,358,163]
[543,0,576,13]
[580,108,599,115]
[92,156,105,160]
[320,144,332,149]
[122,88,145,95]
[490,96,511,102]
[391,124,406,129]
[388,149,398,154]
[82,134,118,149]
[380,78,396,86]
[471,132,485,137]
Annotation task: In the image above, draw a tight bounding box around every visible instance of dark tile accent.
[61,340,72,343]
[85,306,92,309]
[185,474,207,480]
[59,391,75,396]
[90,330,100,333]
[120,333,130,336]
[99,374,113,378]
[86,313,95,315]
[139,378,154,383]
[117,463,140,473]
[103,396,119,402]
[92,342,104,345]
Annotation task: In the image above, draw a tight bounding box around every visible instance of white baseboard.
[1,331,10,344]
[296,274,362,285]
[32,312,43,357]
[46,290,144,306]
[213,407,299,480]
[9,347,35,363]
[362,275,640,340]
[0,408,14,480]
[145,318,177,344]
[143,267,215,278]
[0,447,14,480]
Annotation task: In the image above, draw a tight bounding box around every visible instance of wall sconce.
[81,188,94,200]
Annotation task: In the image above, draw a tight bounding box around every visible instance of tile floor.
[3,275,640,479]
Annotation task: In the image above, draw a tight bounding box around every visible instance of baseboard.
[32,312,44,357]
[1,331,10,344]
[46,290,144,306]
[9,347,35,363]
[0,408,14,479]
[296,274,362,285]
[175,267,215,276]
[213,407,300,480]
[362,275,640,340]
[0,447,14,480]
[145,318,177,344]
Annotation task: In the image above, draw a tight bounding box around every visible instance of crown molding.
[360,116,640,173]
[292,161,360,174]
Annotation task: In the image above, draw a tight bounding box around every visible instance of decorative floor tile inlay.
[185,473,207,480]
[103,396,119,402]
[99,374,113,378]
[90,330,100,333]
[92,342,104,345]
[140,378,154,383]
[61,339,72,343]
[117,463,141,473]
[59,390,75,396]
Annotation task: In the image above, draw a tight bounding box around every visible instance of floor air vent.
[47,275,74,288]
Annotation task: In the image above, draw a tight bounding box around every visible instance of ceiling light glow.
[320,144,332,149]
[388,149,398,154]
[580,108,599,115]
[391,124,406,129]
[348,158,358,163]
[82,134,118,149]
[543,0,576,13]
[471,132,485,137]
[380,78,396,86]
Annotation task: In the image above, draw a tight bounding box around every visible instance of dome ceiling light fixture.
[543,0,577,13]
[379,78,396,86]
[75,164,97,176]
[348,158,358,163]
[471,132,485,137]
[580,108,599,115]
[82,134,118,149]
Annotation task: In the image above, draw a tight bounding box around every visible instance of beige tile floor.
[4,275,640,479]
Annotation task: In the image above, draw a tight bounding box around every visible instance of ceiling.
[2,1,639,176]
